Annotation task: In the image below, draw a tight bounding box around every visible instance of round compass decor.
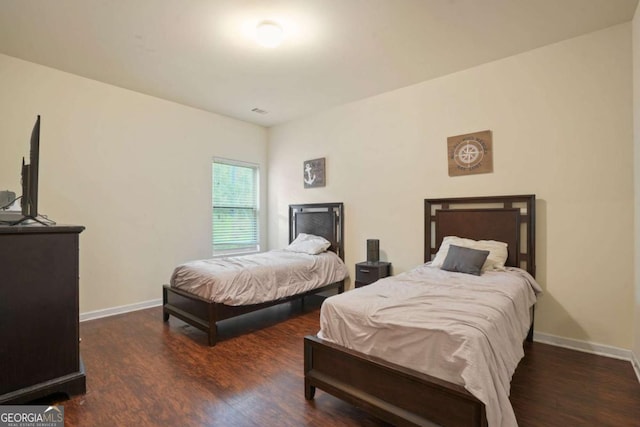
[453,139,484,169]
[447,130,493,176]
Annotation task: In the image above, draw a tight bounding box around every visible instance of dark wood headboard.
[289,202,344,260]
[424,195,536,276]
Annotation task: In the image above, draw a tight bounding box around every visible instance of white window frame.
[212,157,260,256]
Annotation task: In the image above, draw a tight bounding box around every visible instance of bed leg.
[162,286,170,322]
[304,378,316,400]
[526,323,534,342]
[208,327,217,346]
[207,304,218,346]
[527,305,535,342]
[303,337,316,399]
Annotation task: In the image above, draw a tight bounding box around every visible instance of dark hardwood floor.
[39,297,640,426]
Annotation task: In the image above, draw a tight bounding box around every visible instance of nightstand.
[355,261,391,288]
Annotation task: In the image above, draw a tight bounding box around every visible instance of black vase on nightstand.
[367,239,379,263]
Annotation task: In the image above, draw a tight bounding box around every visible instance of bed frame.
[304,195,536,427]
[163,202,344,346]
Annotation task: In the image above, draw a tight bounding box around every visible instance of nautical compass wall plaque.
[303,157,326,188]
[447,130,493,177]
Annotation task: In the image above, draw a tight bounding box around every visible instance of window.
[212,158,259,255]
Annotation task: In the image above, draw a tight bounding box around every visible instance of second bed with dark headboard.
[304,195,538,427]
[163,202,346,346]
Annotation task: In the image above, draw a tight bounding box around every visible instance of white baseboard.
[533,331,632,361]
[80,298,162,322]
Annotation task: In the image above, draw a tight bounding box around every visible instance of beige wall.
[633,6,640,364]
[268,24,634,349]
[0,53,267,313]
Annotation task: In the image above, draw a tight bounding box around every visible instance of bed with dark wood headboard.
[304,195,536,427]
[163,202,345,346]
[425,194,535,276]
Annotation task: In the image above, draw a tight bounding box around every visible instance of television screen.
[21,115,40,219]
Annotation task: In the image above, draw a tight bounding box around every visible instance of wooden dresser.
[0,225,86,403]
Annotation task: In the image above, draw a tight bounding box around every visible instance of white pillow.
[431,236,508,272]
[284,233,331,255]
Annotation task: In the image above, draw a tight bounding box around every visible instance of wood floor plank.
[36,297,640,426]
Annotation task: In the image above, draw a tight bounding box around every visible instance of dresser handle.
[359,269,370,273]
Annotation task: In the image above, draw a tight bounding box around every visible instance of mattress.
[318,264,542,427]
[170,249,349,305]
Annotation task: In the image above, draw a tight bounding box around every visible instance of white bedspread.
[318,264,542,427]
[170,250,349,306]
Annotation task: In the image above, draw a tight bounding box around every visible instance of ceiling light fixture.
[255,21,284,48]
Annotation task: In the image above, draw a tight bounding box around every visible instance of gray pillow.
[441,245,490,276]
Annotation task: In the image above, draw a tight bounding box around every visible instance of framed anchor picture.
[303,157,326,188]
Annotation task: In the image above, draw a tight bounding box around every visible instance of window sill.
[212,250,261,258]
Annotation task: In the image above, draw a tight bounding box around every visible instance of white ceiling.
[0,0,637,127]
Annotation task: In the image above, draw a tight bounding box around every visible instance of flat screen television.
[21,115,40,218]
[0,115,46,226]
[11,115,45,225]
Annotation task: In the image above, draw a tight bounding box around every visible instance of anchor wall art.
[303,157,326,188]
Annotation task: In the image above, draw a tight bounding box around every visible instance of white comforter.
[170,250,349,306]
[318,264,542,427]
